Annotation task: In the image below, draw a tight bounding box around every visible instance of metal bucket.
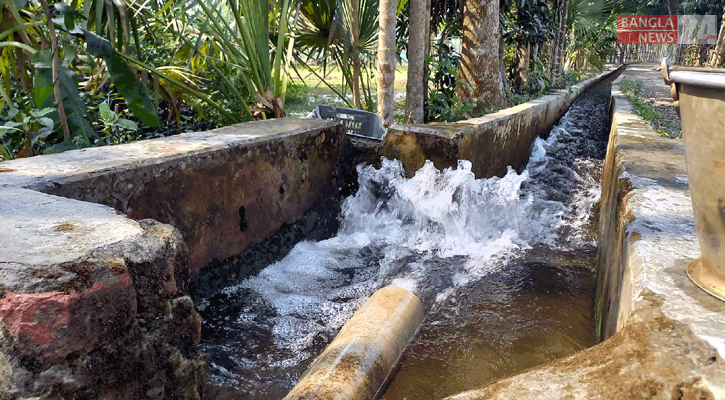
[662,59,725,302]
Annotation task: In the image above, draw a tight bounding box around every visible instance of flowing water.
[197,80,612,399]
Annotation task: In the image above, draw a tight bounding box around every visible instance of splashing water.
[198,82,612,399]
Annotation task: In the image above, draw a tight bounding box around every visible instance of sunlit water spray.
[197,82,612,399]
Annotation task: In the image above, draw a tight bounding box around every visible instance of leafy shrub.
[563,69,584,87]
[0,107,55,159]
[508,60,552,106]
[425,53,476,122]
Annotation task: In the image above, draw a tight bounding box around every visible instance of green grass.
[291,64,408,95]
[619,78,681,139]
[284,64,409,117]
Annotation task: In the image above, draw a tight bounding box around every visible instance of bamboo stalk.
[350,0,362,109]
[13,46,31,95]
[4,0,35,59]
[39,0,72,141]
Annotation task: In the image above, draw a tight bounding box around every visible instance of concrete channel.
[0,64,723,399]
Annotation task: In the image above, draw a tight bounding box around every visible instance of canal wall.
[379,65,625,178]
[274,66,629,400]
[0,119,346,399]
[0,119,345,278]
[444,65,725,400]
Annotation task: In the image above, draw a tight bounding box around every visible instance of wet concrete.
[283,286,424,400]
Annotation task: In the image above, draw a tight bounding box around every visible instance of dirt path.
[619,63,682,138]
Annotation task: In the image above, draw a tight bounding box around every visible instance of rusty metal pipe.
[283,286,425,400]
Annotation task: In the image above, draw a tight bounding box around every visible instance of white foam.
[214,91,608,373]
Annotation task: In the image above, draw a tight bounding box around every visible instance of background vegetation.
[0,0,723,160]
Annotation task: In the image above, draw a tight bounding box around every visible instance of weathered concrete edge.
[442,290,725,400]
[596,74,725,353]
[0,119,347,276]
[440,67,725,400]
[0,187,205,398]
[0,118,347,398]
[0,118,339,191]
[378,65,625,178]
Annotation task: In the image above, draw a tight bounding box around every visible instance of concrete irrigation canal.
[0,64,723,399]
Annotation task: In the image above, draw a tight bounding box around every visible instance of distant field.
[285,64,409,117]
[291,64,409,95]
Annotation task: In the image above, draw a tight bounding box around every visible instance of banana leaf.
[81,29,160,127]
[32,50,96,151]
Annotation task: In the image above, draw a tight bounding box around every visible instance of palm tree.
[563,0,625,72]
[456,0,507,113]
[378,0,397,126]
[405,0,431,123]
[295,0,379,110]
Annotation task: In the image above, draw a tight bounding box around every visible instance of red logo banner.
[617,15,677,44]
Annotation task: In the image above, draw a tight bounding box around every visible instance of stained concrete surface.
[0,119,344,276]
[598,69,725,355]
[0,119,337,191]
[0,187,142,271]
[0,188,203,399]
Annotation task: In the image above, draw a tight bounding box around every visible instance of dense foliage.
[0,0,722,159]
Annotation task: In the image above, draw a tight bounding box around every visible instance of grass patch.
[284,64,409,117]
[291,64,408,94]
[619,78,682,138]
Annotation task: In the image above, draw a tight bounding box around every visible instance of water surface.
[197,81,612,399]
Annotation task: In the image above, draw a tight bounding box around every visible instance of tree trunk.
[513,38,530,92]
[456,0,507,113]
[710,9,725,67]
[549,37,557,78]
[423,0,432,122]
[406,0,429,123]
[549,0,561,81]
[543,41,552,64]
[552,0,569,85]
[351,0,362,109]
[377,0,397,126]
[499,25,510,106]
[14,46,31,95]
[665,0,676,16]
